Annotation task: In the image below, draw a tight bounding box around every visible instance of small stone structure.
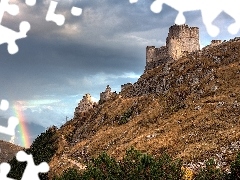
[210,40,222,47]
[202,40,224,50]
[121,83,133,91]
[99,85,117,103]
[74,93,94,118]
[146,24,200,71]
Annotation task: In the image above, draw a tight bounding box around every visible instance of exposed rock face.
[74,94,94,118]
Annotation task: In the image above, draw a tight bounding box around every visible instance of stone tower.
[166,24,200,60]
[145,24,200,71]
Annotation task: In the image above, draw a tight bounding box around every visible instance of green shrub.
[79,147,183,180]
[194,159,225,180]
[120,147,152,179]
[229,152,240,180]
[53,168,81,180]
[118,108,133,125]
[81,151,122,180]
[32,144,240,180]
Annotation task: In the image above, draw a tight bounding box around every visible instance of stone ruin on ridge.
[73,24,228,117]
[74,93,95,118]
[73,85,117,117]
[145,24,200,71]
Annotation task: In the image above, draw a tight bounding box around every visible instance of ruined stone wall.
[122,37,239,98]
[146,46,156,63]
[146,46,169,70]
[74,93,94,118]
[202,40,222,50]
[145,24,200,71]
[121,83,133,91]
[146,46,169,63]
[166,24,200,60]
[100,85,114,103]
[210,40,222,47]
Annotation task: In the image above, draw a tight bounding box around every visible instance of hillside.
[0,140,23,163]
[46,37,240,178]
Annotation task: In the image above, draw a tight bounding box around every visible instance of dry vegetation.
[0,140,23,163]
[49,39,240,177]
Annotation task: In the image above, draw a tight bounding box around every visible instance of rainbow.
[13,103,31,148]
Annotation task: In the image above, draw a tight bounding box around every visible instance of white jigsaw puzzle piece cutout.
[0,116,19,136]
[16,151,49,180]
[46,0,65,26]
[0,21,30,54]
[0,100,9,111]
[71,6,82,16]
[0,0,19,23]
[130,0,240,37]
[0,0,31,54]
[0,99,19,136]
[25,0,36,6]
[129,0,138,4]
[0,163,15,180]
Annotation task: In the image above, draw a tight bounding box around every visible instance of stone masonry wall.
[210,40,222,47]
[121,83,133,91]
[166,24,200,60]
[146,46,169,71]
[122,38,239,98]
[100,85,116,103]
[74,93,94,118]
[145,24,200,71]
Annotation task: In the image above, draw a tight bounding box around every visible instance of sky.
[0,0,240,147]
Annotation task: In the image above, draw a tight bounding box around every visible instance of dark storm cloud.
[1,0,181,101]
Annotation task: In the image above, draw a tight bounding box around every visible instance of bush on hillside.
[117,108,134,125]
[80,151,122,179]
[120,147,183,180]
[194,159,225,180]
[8,126,58,180]
[55,147,183,180]
[229,152,240,180]
[55,149,240,180]
[53,168,81,180]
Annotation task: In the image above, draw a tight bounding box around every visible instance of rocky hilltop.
[6,25,240,179]
[45,25,240,178]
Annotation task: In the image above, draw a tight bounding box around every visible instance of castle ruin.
[121,83,133,91]
[99,85,117,103]
[73,24,232,116]
[146,24,200,71]
[74,93,95,118]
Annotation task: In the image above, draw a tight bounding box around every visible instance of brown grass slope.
[0,140,23,163]
[49,39,240,177]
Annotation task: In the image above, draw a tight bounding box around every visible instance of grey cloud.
[1,0,240,131]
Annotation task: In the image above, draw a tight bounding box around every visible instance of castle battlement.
[146,24,200,71]
[210,40,222,46]
[167,24,199,39]
[121,83,133,91]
